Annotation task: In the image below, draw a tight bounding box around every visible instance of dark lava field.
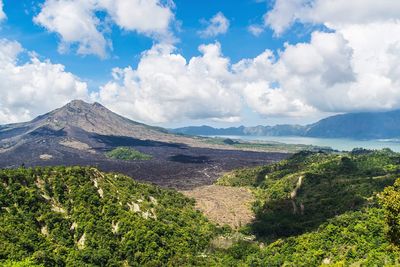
[0,101,289,189]
[0,135,288,189]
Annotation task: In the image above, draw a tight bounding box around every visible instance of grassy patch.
[105,147,152,161]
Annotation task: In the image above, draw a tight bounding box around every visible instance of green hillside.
[218,149,399,239]
[210,206,399,266]
[0,167,214,266]
[211,149,400,266]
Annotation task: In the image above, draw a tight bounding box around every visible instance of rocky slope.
[0,100,287,188]
[0,100,208,151]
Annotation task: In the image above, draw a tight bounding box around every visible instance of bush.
[105,147,152,161]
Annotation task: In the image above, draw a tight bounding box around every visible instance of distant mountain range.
[171,110,400,139]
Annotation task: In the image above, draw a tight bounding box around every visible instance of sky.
[1,0,400,128]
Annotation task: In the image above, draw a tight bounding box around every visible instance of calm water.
[212,135,400,152]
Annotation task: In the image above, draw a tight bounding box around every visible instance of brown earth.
[182,185,255,228]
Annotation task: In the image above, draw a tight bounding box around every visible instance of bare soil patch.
[182,185,255,228]
[60,139,95,154]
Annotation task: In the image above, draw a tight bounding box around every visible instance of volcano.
[0,100,287,189]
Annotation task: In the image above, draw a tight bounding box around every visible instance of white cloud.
[99,0,173,36]
[265,0,400,35]
[0,0,6,21]
[95,18,400,122]
[264,0,304,36]
[34,0,175,58]
[242,0,400,117]
[241,81,316,117]
[236,27,400,116]
[92,32,354,123]
[199,12,230,38]
[34,0,108,57]
[248,24,264,36]
[5,0,400,124]
[0,39,89,123]
[301,0,400,28]
[94,42,242,123]
[230,31,354,116]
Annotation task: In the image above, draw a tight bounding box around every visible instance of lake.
[212,135,400,152]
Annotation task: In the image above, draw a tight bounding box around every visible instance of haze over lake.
[212,135,400,152]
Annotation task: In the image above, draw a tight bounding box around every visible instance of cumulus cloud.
[94,42,242,123]
[231,31,354,116]
[248,24,264,36]
[0,0,6,21]
[238,0,400,117]
[199,12,230,38]
[250,29,400,115]
[95,17,400,122]
[99,0,173,35]
[5,0,400,124]
[34,0,108,57]
[302,0,400,27]
[265,0,400,34]
[0,39,89,123]
[264,0,304,36]
[92,31,354,122]
[34,0,175,58]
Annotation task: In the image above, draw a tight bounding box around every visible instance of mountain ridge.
[0,100,169,144]
[0,99,224,153]
[171,109,400,139]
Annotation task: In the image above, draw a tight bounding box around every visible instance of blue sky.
[1,0,292,86]
[1,0,400,127]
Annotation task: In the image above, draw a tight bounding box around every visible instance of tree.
[380,178,400,246]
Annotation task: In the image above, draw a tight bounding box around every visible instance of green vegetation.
[2,258,44,267]
[380,177,400,246]
[219,150,399,240]
[0,167,214,266]
[2,149,400,266]
[105,147,152,161]
[211,149,400,265]
[210,207,400,266]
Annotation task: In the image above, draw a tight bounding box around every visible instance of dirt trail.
[182,185,255,228]
[290,175,304,214]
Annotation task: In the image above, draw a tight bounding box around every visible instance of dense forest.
[212,149,400,265]
[0,167,215,266]
[1,149,400,266]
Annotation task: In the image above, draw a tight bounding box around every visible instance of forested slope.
[212,149,400,266]
[0,167,214,266]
